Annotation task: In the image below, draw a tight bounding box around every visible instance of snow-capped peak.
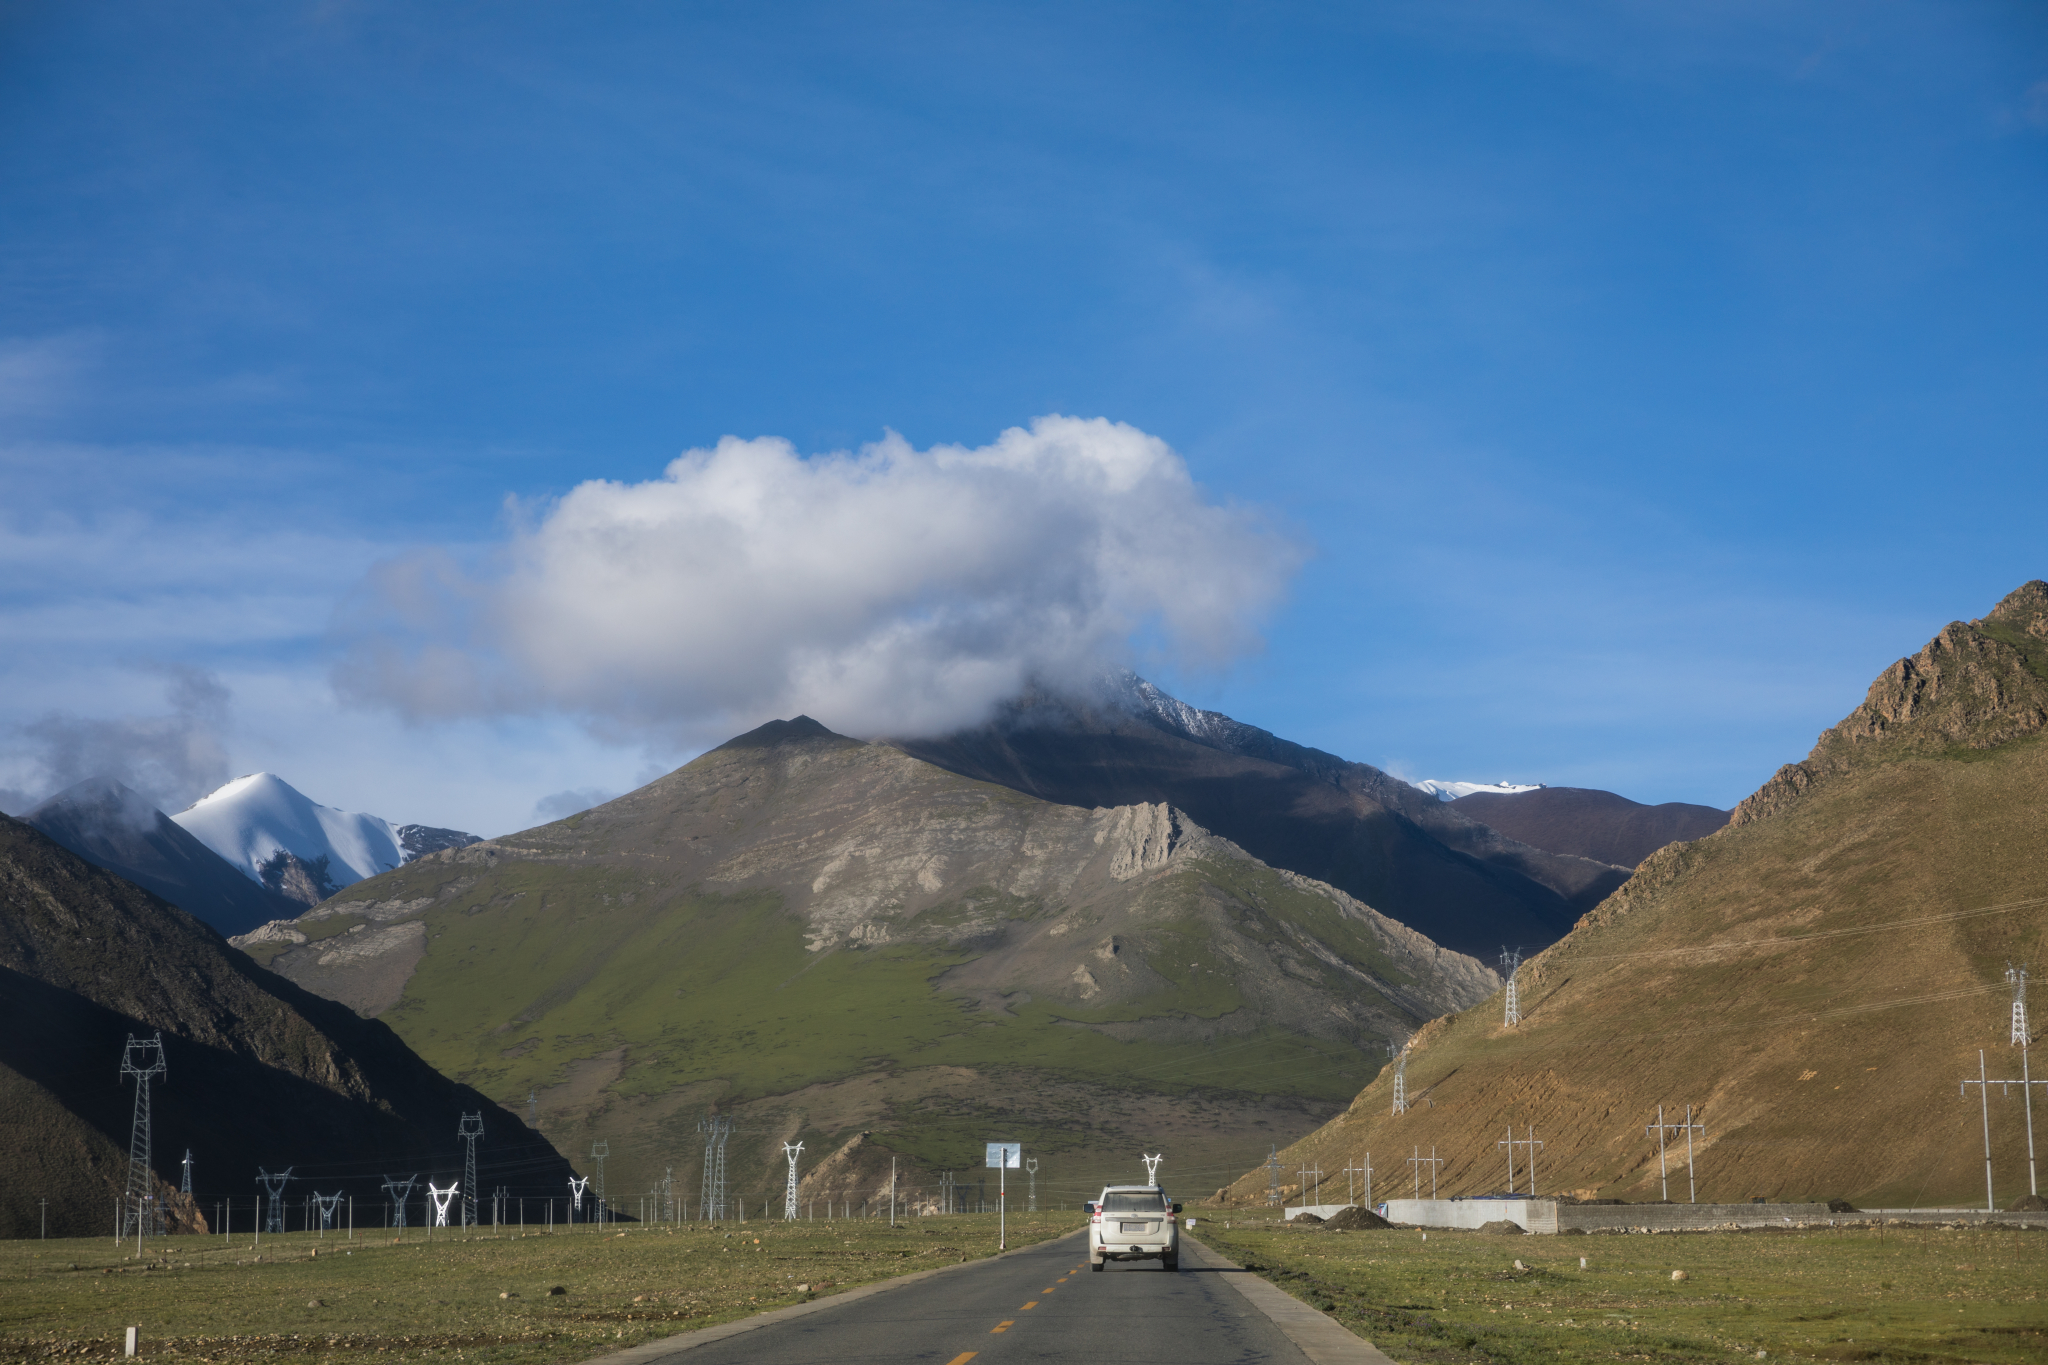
[1408,778,1544,803]
[170,773,407,894]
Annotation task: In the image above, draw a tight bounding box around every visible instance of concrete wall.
[1383,1199,2048,1234]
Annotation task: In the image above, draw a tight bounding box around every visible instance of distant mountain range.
[889,674,1629,959]
[24,773,479,936]
[1226,580,2048,1210]
[1407,779,1543,801]
[0,812,568,1238]
[1448,786,1729,870]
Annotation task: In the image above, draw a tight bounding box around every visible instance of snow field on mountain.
[171,772,405,887]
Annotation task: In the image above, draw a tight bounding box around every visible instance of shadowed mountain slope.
[1218,581,2048,1211]
[0,814,569,1238]
[25,777,299,937]
[1449,787,1729,870]
[241,723,1497,1208]
[889,681,1626,959]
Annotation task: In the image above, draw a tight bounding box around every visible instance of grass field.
[1195,1216,2047,1365]
[0,1212,1084,1365]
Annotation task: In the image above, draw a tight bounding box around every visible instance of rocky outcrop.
[1734,581,2048,827]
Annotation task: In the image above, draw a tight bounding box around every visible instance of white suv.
[1087,1185,1181,1271]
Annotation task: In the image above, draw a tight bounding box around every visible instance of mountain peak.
[1735,579,2048,826]
[713,714,845,751]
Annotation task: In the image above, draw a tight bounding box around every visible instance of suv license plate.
[1120,1221,1148,1233]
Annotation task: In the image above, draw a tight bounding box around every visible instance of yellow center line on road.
[945,1356,978,1365]
[991,1320,1015,1334]
[1022,1301,1038,1310]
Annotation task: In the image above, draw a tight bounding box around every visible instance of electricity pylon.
[1264,1145,1282,1205]
[1142,1152,1163,1184]
[783,1142,804,1220]
[2011,964,2031,1046]
[119,1033,167,1238]
[256,1168,294,1234]
[1500,948,1522,1027]
[698,1117,732,1220]
[312,1191,343,1231]
[568,1175,589,1223]
[382,1174,418,1229]
[1025,1157,1039,1212]
[428,1182,458,1227]
[458,1114,485,1228]
[1391,1044,1409,1116]
[180,1150,193,1196]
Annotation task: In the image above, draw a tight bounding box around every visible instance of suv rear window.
[1101,1192,1168,1213]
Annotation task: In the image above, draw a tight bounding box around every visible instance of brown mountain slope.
[238,720,1497,1209]
[1217,581,2048,1211]
[0,814,569,1238]
[1449,787,1729,870]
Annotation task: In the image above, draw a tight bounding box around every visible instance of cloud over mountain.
[335,416,1305,741]
[0,666,232,816]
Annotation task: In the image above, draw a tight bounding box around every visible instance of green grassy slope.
[246,726,1497,1205]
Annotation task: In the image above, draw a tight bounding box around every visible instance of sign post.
[986,1142,1020,1251]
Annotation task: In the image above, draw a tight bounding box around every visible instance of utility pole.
[889,1156,897,1228]
[1391,1044,1408,1116]
[119,1033,167,1239]
[1297,1162,1323,1206]
[783,1142,804,1220]
[1645,1105,1691,1202]
[1025,1158,1039,1213]
[1264,1145,1283,1206]
[458,1114,485,1229]
[590,1140,608,1218]
[1500,948,1522,1027]
[1963,1046,2048,1202]
[1678,1106,1705,1203]
[382,1175,417,1230]
[1500,1126,1544,1196]
[1405,1146,1442,1199]
[1342,1154,1373,1207]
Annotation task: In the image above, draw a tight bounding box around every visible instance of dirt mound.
[1478,1219,1525,1234]
[2007,1193,2048,1212]
[1321,1205,1392,1230]
[1288,1210,1325,1224]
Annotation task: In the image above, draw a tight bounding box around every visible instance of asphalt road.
[642,1229,1321,1365]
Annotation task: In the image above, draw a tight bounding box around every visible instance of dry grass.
[1197,1216,2048,1365]
[0,1212,1083,1365]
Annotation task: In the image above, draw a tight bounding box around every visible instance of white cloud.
[335,415,1305,742]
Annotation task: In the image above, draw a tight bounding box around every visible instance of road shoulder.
[1181,1234,1401,1365]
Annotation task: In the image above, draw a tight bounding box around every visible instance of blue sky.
[2,1,2043,835]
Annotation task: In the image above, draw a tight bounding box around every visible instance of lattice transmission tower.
[1500,947,1523,1027]
[119,1033,167,1239]
[783,1141,804,1220]
[1142,1152,1163,1185]
[698,1117,733,1220]
[458,1114,485,1228]
[590,1140,608,1222]
[2011,963,2031,1046]
[383,1174,418,1229]
[1391,1043,1409,1115]
[256,1168,294,1234]
[1025,1157,1039,1212]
